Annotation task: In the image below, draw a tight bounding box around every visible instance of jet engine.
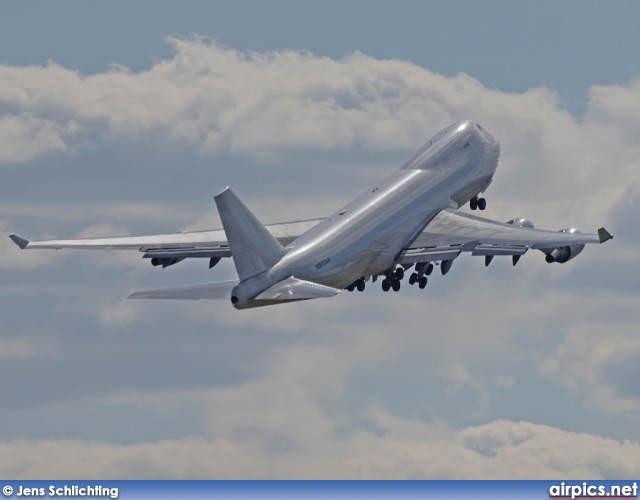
[545,228,585,263]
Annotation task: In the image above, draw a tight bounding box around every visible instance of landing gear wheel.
[392,279,401,292]
[419,276,428,289]
[395,268,404,280]
[425,263,434,276]
[347,285,354,292]
[357,279,365,292]
[409,272,418,285]
[382,279,390,292]
[470,197,478,210]
[478,197,487,210]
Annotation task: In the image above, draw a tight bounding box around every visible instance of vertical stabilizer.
[214,188,287,281]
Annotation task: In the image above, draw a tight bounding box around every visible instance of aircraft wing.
[9,218,323,264]
[398,208,612,265]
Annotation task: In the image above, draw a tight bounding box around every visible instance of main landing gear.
[347,261,442,294]
[380,263,434,292]
[346,277,366,292]
[469,195,486,211]
[408,262,433,289]
[381,267,403,292]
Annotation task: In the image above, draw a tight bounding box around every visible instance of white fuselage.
[233,120,500,308]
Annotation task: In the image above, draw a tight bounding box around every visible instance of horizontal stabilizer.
[256,276,340,301]
[128,280,239,300]
[9,234,30,249]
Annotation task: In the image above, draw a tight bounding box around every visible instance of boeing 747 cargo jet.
[10,120,612,309]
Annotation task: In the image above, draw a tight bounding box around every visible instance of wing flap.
[471,244,528,256]
[397,247,462,265]
[142,248,232,259]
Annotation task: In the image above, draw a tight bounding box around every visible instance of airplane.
[9,120,612,309]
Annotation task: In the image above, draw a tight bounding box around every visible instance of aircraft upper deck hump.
[400,120,475,170]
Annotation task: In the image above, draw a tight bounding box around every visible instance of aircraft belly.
[285,177,456,287]
[449,175,492,207]
[270,134,497,291]
[294,244,383,289]
[292,205,439,288]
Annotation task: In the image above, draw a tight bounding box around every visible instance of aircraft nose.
[476,123,497,145]
[456,120,474,133]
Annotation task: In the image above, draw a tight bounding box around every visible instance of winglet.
[598,227,613,243]
[9,234,30,249]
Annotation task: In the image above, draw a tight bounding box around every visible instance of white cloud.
[2,38,640,480]
[539,322,640,413]
[0,221,52,269]
[0,202,197,224]
[3,40,450,163]
[1,416,638,479]
[0,204,206,274]
[0,115,72,163]
[0,337,40,360]
[494,374,516,389]
[587,80,640,143]
[1,38,638,232]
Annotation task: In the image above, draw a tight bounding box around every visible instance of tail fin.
[214,188,286,281]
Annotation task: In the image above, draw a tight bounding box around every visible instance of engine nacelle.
[545,228,585,263]
[506,218,535,229]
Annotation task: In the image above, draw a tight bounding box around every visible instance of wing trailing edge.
[7,219,323,255]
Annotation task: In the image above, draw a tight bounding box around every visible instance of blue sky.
[1,1,639,478]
